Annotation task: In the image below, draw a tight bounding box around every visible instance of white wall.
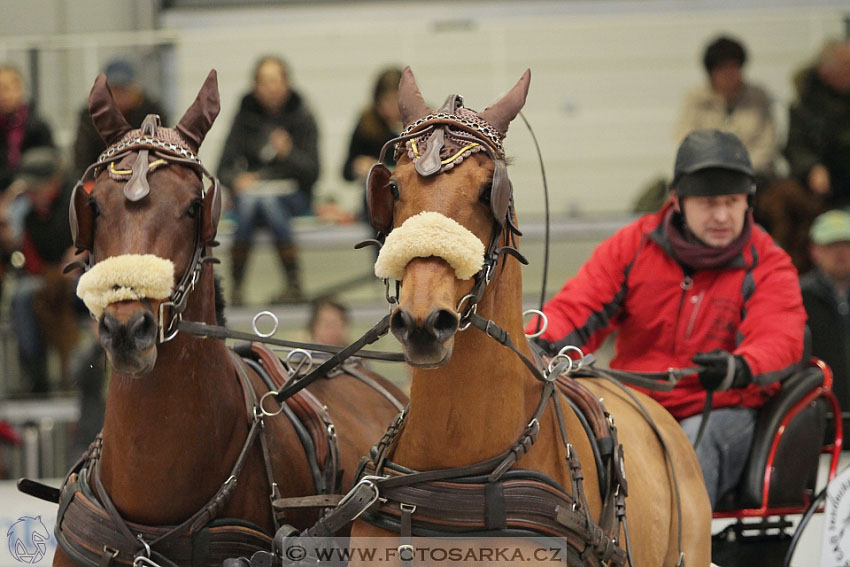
[162,1,848,216]
[1,1,848,216]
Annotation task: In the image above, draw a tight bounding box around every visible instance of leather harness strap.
[52,352,303,567]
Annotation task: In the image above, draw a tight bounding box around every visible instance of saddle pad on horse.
[241,343,340,496]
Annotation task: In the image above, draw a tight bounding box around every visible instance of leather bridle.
[68,115,222,342]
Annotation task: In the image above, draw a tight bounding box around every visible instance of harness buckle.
[336,477,381,522]
[158,301,180,343]
[102,546,119,565]
[397,544,415,561]
[456,294,477,331]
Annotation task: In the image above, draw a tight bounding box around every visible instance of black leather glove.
[692,349,752,392]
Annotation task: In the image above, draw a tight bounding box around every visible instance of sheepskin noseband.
[374,211,485,281]
[77,254,175,318]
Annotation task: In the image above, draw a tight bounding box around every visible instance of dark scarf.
[662,206,752,270]
[0,104,29,169]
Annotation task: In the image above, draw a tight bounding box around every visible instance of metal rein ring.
[285,348,314,377]
[523,309,548,339]
[547,353,574,376]
[558,345,587,372]
[259,391,284,418]
[456,293,477,331]
[252,311,280,338]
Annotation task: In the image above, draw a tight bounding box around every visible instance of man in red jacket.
[529,129,806,508]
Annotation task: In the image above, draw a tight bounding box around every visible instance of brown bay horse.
[350,68,712,566]
[51,70,406,567]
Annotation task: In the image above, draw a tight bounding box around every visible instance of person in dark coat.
[801,209,850,434]
[72,59,168,176]
[342,67,402,221]
[218,55,320,305]
[0,64,54,192]
[785,40,850,206]
[0,147,76,393]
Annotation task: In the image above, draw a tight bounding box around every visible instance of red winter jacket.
[530,203,806,420]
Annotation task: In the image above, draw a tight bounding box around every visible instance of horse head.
[369,67,530,367]
[71,70,221,376]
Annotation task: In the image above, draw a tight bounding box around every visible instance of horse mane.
[213,274,226,327]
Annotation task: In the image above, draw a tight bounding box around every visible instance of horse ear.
[88,73,133,145]
[175,69,220,152]
[70,182,94,250]
[479,69,531,136]
[398,66,431,127]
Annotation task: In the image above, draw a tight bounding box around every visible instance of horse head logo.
[7,516,50,564]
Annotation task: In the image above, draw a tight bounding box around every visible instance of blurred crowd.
[0,34,849,475]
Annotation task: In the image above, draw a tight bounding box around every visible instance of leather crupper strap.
[54,354,281,567]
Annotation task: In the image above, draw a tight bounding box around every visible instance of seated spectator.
[750,39,850,273]
[342,67,403,221]
[801,209,850,434]
[785,40,850,206]
[1,147,77,394]
[0,64,54,192]
[218,56,320,306]
[528,129,806,508]
[675,35,779,184]
[73,58,168,176]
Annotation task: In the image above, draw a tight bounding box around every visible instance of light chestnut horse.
[51,70,406,567]
[350,68,711,566]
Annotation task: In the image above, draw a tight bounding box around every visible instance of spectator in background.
[342,67,403,222]
[634,36,778,214]
[0,64,54,192]
[674,35,779,184]
[0,148,77,394]
[218,55,320,306]
[756,39,850,274]
[308,297,350,347]
[73,58,168,176]
[801,209,850,434]
[785,40,850,206]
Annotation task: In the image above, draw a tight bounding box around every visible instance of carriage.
[17,66,840,567]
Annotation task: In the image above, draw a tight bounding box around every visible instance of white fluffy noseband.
[77,254,175,318]
[374,211,485,281]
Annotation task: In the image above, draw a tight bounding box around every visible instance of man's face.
[676,193,749,248]
[0,69,24,115]
[811,241,850,282]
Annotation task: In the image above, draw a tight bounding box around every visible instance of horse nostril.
[128,311,158,350]
[425,309,459,342]
[390,309,415,342]
[99,312,120,340]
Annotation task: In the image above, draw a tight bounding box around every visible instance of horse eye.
[186,200,202,218]
[479,181,493,204]
[389,181,400,200]
[87,198,100,217]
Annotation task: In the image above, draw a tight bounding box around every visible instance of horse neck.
[99,263,247,522]
[395,255,540,469]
